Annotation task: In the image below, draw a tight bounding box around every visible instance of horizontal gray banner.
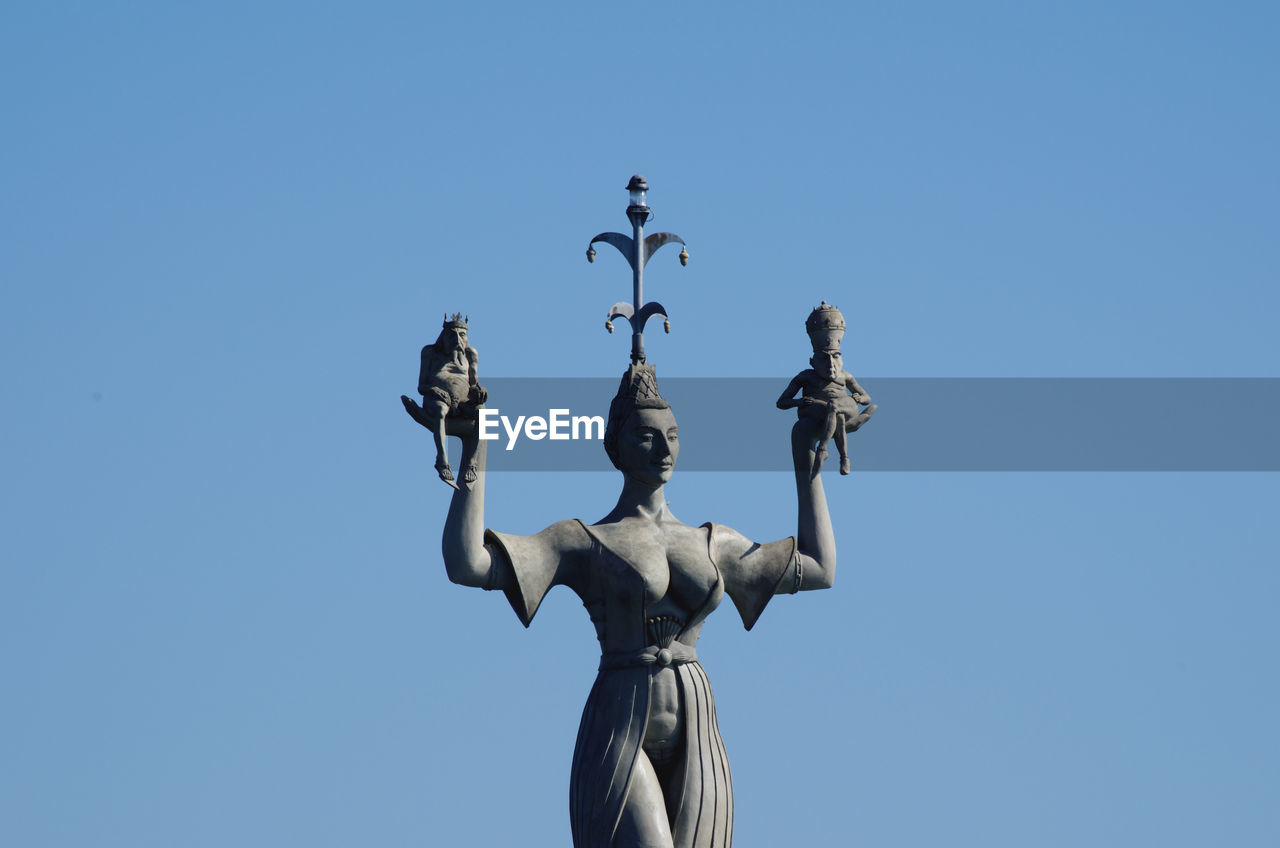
[412,378,1280,472]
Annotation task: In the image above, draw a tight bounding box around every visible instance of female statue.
[434,361,838,848]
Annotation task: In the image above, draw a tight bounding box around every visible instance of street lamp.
[626,174,648,211]
[587,175,688,364]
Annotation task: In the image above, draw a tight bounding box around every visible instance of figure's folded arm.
[776,374,806,409]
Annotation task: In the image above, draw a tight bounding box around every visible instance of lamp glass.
[629,188,647,207]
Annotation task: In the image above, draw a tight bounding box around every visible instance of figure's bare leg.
[429,400,456,487]
[848,403,877,433]
[614,751,675,848]
[835,420,851,475]
[819,402,839,452]
[460,426,480,484]
[813,402,838,476]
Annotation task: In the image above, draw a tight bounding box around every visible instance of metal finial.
[586,177,688,363]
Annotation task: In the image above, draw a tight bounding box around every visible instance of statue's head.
[435,313,469,351]
[810,348,844,381]
[604,363,678,484]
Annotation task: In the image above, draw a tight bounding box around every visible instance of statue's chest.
[802,375,842,399]
[438,352,469,377]
[585,522,719,617]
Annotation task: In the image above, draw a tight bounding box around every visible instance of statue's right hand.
[401,395,430,428]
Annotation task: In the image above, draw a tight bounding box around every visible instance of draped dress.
[484,517,798,848]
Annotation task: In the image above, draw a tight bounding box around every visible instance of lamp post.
[586,174,689,364]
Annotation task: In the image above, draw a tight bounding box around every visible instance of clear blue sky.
[3,2,1277,846]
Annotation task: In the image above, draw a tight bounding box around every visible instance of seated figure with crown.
[400,313,487,488]
[777,302,877,476]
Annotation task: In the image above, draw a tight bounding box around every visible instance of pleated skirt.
[569,662,734,847]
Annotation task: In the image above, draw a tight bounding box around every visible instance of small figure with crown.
[777,301,877,476]
[400,313,487,488]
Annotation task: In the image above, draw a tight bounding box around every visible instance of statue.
[433,358,837,847]
[406,180,857,846]
[400,313,487,488]
[776,302,876,475]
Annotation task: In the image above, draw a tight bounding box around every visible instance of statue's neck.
[607,477,670,522]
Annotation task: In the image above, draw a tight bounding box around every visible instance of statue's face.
[446,327,467,349]
[812,348,842,380]
[617,406,679,485]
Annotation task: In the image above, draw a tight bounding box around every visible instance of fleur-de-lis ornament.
[585,175,688,364]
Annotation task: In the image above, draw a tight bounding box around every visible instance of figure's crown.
[619,362,665,409]
[805,301,845,351]
[443,312,469,329]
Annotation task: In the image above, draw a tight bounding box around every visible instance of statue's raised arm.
[438,433,592,628]
[701,415,839,632]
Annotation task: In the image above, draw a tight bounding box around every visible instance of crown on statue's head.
[805,301,845,351]
[616,362,666,410]
[443,313,469,329]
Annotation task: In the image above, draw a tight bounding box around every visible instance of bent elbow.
[441,542,490,589]
[807,555,836,590]
[444,560,488,589]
